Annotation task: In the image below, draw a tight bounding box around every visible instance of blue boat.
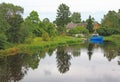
[90,34,103,42]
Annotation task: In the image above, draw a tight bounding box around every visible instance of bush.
[0,33,7,49]
[97,26,120,36]
[68,26,89,35]
[97,27,115,36]
[42,32,50,41]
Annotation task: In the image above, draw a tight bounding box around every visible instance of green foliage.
[42,32,50,41]
[44,23,57,37]
[100,10,120,36]
[0,32,7,49]
[101,10,120,29]
[68,26,89,35]
[6,14,24,43]
[0,3,24,43]
[0,14,10,33]
[25,10,40,37]
[33,37,42,44]
[97,27,120,36]
[104,35,120,46]
[24,38,33,44]
[0,2,24,18]
[86,15,94,33]
[97,27,113,36]
[55,3,71,33]
[57,26,66,35]
[39,21,57,37]
[71,12,81,23]
[43,18,50,23]
[26,10,40,24]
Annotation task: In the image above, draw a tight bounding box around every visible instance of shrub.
[0,33,7,49]
[42,32,50,41]
[97,27,115,36]
[68,26,89,35]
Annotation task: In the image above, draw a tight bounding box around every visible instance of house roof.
[66,22,87,29]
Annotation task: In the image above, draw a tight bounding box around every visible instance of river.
[0,41,120,82]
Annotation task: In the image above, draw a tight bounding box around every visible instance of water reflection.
[0,41,120,82]
[87,43,94,61]
[103,41,120,62]
[0,53,28,82]
[0,51,42,82]
[56,46,71,73]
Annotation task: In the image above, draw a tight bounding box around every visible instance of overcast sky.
[0,0,120,22]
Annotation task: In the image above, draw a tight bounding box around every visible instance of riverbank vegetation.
[0,2,120,54]
[104,35,120,45]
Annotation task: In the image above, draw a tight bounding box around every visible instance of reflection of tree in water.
[103,42,120,62]
[69,45,81,57]
[72,50,81,57]
[87,43,94,61]
[0,40,4,49]
[0,53,28,82]
[117,47,120,65]
[0,52,41,82]
[47,47,56,56]
[56,46,71,74]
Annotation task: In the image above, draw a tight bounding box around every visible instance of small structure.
[66,22,87,32]
[90,34,103,43]
[93,22,100,31]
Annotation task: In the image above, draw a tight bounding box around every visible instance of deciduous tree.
[55,3,71,34]
[71,12,81,23]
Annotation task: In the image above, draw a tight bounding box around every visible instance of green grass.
[104,34,120,45]
[8,36,82,51]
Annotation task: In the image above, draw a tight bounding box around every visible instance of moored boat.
[90,34,103,42]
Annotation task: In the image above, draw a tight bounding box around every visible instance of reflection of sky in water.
[21,47,120,82]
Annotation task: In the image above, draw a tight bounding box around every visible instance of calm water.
[0,41,120,82]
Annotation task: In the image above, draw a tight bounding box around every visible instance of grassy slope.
[0,36,82,56]
[104,35,120,45]
[19,36,82,49]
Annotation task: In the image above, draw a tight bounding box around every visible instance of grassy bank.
[104,35,120,45]
[0,36,82,56]
[19,36,82,50]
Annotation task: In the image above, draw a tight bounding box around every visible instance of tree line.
[0,3,120,49]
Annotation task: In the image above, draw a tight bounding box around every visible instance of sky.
[0,0,120,22]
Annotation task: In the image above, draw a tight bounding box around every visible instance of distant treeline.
[0,3,120,49]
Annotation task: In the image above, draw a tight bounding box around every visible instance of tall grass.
[0,36,82,56]
[17,36,82,51]
[104,34,120,45]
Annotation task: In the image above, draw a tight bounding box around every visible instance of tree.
[0,3,24,19]
[24,10,40,37]
[26,10,40,24]
[0,32,7,49]
[71,12,81,23]
[43,18,50,23]
[86,15,94,33]
[96,27,120,36]
[39,18,57,37]
[43,23,57,37]
[0,3,24,43]
[6,14,23,43]
[68,26,89,35]
[98,10,120,35]
[0,13,9,49]
[55,3,71,34]
[101,10,120,29]
[0,13,10,33]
